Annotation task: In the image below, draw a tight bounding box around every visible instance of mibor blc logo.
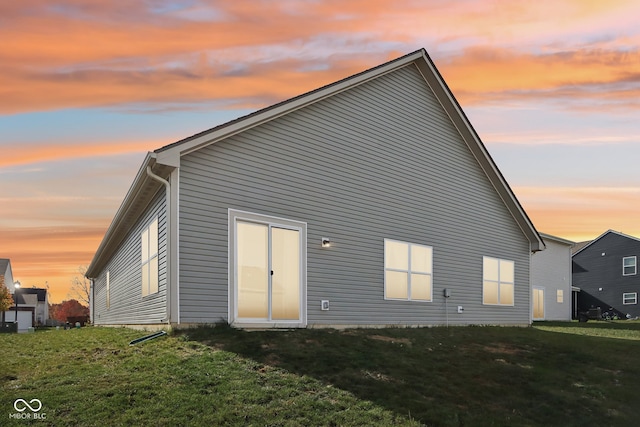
[9,399,46,420]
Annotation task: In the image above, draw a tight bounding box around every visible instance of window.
[384,239,432,301]
[557,289,564,303]
[483,257,514,306]
[106,271,110,309]
[623,256,636,276]
[623,292,637,305]
[141,218,159,297]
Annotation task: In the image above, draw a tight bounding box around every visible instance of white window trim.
[228,209,307,328]
[482,256,515,306]
[623,256,637,276]
[141,217,159,297]
[383,239,433,302]
[623,292,637,305]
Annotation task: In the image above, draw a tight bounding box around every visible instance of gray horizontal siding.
[178,63,531,325]
[531,239,572,320]
[93,190,168,325]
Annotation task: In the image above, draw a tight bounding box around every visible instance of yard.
[1,321,639,426]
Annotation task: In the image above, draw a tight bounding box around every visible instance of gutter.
[146,166,171,326]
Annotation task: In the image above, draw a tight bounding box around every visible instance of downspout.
[146,166,171,326]
[90,279,94,324]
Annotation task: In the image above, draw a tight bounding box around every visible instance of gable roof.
[15,288,48,304]
[572,229,640,257]
[87,48,544,277]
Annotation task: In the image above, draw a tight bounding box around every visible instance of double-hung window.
[483,257,514,305]
[623,256,636,276]
[384,239,432,301]
[623,292,637,305]
[141,218,159,297]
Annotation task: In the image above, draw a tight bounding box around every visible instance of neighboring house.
[4,293,36,332]
[573,230,640,319]
[14,288,49,325]
[530,233,574,321]
[86,48,544,329]
[4,288,50,332]
[0,258,15,289]
[1,258,20,327]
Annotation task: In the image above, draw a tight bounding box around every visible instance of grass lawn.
[1,321,639,426]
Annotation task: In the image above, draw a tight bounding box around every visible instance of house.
[0,258,30,331]
[530,233,574,321]
[573,230,640,319]
[86,48,544,329]
[3,287,50,332]
[4,293,36,332]
[0,258,15,289]
[13,288,49,325]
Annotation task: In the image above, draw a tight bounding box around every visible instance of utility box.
[0,322,17,333]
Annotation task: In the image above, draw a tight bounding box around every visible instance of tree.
[0,276,15,324]
[69,265,90,306]
[50,299,89,322]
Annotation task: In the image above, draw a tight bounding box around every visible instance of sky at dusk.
[2,0,640,302]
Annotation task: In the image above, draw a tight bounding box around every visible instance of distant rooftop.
[14,288,48,304]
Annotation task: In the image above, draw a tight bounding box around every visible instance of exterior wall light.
[321,238,331,248]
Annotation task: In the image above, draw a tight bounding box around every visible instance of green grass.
[1,322,639,426]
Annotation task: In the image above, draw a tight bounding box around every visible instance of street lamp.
[13,281,21,330]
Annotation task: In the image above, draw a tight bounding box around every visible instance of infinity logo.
[14,399,42,412]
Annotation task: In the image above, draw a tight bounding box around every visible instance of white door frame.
[228,209,307,328]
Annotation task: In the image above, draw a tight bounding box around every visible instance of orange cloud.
[1,226,104,302]
[515,186,640,242]
[0,56,377,114]
[438,46,640,108]
[0,140,160,167]
[2,0,640,114]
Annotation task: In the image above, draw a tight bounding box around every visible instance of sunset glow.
[2,0,640,302]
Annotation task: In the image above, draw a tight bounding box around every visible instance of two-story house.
[572,230,640,319]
